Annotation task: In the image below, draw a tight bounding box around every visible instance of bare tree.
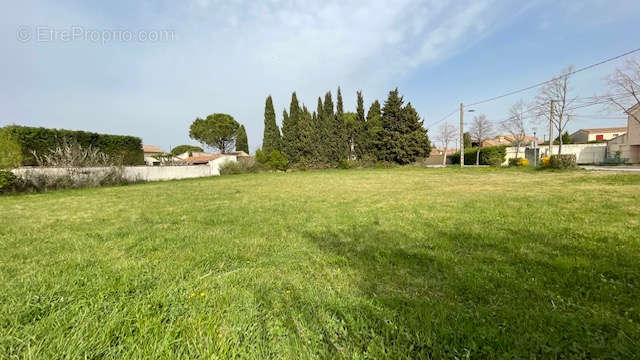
[501,100,528,159]
[602,57,640,124]
[534,65,577,154]
[469,114,494,165]
[435,122,457,165]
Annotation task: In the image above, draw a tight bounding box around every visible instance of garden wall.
[11,156,237,182]
[504,143,606,165]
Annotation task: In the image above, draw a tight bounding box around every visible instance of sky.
[1,0,639,152]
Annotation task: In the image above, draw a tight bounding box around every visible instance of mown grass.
[1,167,639,359]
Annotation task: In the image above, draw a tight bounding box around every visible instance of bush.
[549,154,577,169]
[219,158,267,175]
[337,159,351,169]
[1,125,143,165]
[0,170,19,194]
[509,158,529,167]
[2,142,135,194]
[255,149,289,171]
[541,157,551,167]
[450,146,507,166]
[0,131,23,169]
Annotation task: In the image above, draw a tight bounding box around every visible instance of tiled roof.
[182,154,224,164]
[143,145,164,153]
[574,127,627,134]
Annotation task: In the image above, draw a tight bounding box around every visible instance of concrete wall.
[11,156,238,182]
[629,108,640,145]
[505,143,606,165]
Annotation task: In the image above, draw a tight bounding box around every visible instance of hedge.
[1,126,144,166]
[449,146,506,166]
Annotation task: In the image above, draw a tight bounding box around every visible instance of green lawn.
[1,168,639,359]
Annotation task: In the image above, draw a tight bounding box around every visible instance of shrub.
[219,158,267,175]
[509,158,529,167]
[0,170,19,194]
[450,146,507,166]
[0,131,23,169]
[4,142,135,194]
[541,157,551,167]
[1,125,143,165]
[337,159,351,169]
[549,154,577,169]
[255,149,288,171]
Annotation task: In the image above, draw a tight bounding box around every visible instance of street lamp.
[459,104,476,168]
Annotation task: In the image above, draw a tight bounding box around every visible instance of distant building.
[482,134,539,147]
[606,105,640,163]
[570,127,627,143]
[143,145,165,166]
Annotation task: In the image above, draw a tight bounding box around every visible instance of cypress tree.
[378,88,430,164]
[297,105,315,161]
[322,92,335,162]
[281,92,302,162]
[262,95,282,153]
[236,124,249,153]
[334,87,348,160]
[314,97,326,162]
[354,91,367,159]
[366,100,382,159]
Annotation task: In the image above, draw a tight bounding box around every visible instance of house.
[482,134,539,147]
[570,127,627,143]
[606,104,640,163]
[143,145,165,166]
[175,151,213,160]
[181,154,225,165]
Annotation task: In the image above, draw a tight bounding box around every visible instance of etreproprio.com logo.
[16,25,175,44]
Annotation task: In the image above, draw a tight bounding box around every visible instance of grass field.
[1,168,639,358]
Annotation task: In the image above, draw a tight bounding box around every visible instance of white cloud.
[1,0,526,150]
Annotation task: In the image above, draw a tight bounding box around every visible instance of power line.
[466,47,640,107]
[428,47,640,129]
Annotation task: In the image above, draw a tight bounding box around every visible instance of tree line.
[261,87,430,166]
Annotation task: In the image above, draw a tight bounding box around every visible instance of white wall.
[504,143,606,165]
[11,155,238,182]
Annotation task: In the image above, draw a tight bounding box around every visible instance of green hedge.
[449,146,506,166]
[1,126,144,166]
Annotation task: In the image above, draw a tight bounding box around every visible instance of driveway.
[581,165,640,172]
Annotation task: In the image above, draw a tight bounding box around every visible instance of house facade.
[606,104,640,163]
[143,145,165,166]
[570,127,627,143]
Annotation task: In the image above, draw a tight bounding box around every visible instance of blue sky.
[1,0,638,152]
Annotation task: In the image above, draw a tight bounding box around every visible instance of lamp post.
[459,103,475,168]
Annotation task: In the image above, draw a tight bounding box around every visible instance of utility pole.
[532,130,537,167]
[548,99,554,157]
[460,102,464,168]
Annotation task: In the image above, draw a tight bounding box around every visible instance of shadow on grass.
[300,224,639,358]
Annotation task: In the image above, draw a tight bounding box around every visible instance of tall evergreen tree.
[314,97,325,162]
[297,105,315,161]
[366,100,382,159]
[322,92,335,162]
[333,87,348,160]
[354,91,367,159]
[282,92,303,162]
[377,88,429,164]
[236,124,249,153]
[262,95,282,153]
